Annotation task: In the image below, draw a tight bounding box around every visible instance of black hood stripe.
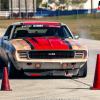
[64,40,72,49]
[24,39,34,49]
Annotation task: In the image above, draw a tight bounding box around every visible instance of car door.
[1,25,14,63]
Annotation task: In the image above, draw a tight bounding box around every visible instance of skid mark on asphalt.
[57,79,91,90]
[72,79,91,87]
[59,88,89,89]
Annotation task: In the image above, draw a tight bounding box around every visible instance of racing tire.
[7,61,24,78]
[0,58,6,68]
[79,62,87,78]
[81,62,87,77]
[72,62,87,78]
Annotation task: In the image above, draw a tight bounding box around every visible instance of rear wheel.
[7,61,23,78]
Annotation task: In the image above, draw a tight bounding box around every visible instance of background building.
[41,0,99,10]
[9,0,34,12]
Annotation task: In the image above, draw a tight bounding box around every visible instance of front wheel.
[7,61,23,78]
[73,62,87,78]
[81,62,87,77]
[0,58,6,69]
[78,62,87,78]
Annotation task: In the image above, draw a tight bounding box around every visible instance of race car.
[0,21,88,78]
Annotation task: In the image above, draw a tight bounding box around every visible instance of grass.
[43,13,100,20]
[0,14,100,40]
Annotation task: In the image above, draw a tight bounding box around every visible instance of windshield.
[13,25,73,39]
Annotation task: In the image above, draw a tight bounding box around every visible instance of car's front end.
[9,38,88,77]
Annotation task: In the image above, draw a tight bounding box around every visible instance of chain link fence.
[0,0,100,20]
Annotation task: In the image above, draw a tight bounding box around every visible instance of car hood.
[9,37,87,51]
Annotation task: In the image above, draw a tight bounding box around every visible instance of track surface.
[0,29,100,100]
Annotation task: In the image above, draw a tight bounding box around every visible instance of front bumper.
[24,69,79,77]
[13,61,85,70]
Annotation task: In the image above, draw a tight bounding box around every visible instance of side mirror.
[3,36,8,40]
[74,35,79,39]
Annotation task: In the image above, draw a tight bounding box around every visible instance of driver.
[47,28,58,36]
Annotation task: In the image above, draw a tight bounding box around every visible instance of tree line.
[1,0,9,10]
[43,0,88,10]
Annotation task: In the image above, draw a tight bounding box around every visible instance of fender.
[2,40,16,64]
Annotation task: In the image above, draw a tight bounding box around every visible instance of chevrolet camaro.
[0,21,88,78]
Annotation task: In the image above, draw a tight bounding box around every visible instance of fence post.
[0,0,1,11]
[41,10,42,20]
[6,11,7,17]
[25,0,28,19]
[95,12,97,19]
[34,0,36,19]
[77,9,78,20]
[57,10,59,19]
[11,0,13,19]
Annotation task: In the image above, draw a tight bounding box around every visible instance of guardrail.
[0,11,11,17]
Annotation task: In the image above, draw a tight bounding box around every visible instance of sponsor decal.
[21,25,44,28]
[30,73,39,76]
[33,25,44,27]
[21,25,60,28]
[44,25,61,28]
[21,25,32,28]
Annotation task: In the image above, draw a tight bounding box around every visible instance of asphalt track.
[0,29,100,100]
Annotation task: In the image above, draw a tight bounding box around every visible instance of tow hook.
[72,63,76,70]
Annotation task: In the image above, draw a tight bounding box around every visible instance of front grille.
[28,51,75,59]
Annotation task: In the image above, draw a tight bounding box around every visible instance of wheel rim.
[7,61,11,76]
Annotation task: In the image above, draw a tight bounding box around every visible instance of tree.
[0,0,1,11]
[42,3,48,8]
[62,0,72,10]
[42,3,52,9]
[36,0,42,7]
[50,0,88,10]
[1,0,9,10]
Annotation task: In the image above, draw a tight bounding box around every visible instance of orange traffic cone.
[90,54,100,90]
[0,67,12,91]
